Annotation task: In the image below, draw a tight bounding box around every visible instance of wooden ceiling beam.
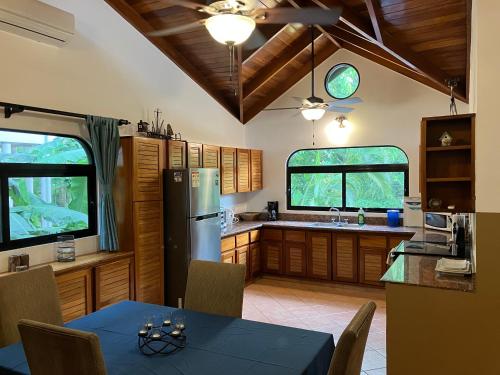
[134,0,203,14]
[104,0,239,117]
[364,0,383,43]
[242,27,321,99]
[242,36,339,124]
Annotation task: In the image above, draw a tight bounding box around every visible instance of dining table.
[0,300,335,375]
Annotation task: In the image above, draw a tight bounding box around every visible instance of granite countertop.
[221,220,418,237]
[381,254,475,292]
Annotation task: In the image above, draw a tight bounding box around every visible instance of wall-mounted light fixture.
[325,115,352,145]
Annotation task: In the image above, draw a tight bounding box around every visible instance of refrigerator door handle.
[195,213,219,221]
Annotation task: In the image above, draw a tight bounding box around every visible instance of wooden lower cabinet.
[56,269,93,323]
[359,248,387,286]
[236,245,250,280]
[284,242,307,277]
[221,249,236,264]
[332,233,358,282]
[262,240,283,274]
[306,232,332,280]
[249,242,261,277]
[95,257,134,310]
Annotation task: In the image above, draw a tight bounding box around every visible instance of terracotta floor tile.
[362,350,387,371]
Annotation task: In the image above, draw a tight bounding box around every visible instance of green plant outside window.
[325,63,360,99]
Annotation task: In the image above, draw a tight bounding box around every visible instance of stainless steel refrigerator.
[164,168,221,307]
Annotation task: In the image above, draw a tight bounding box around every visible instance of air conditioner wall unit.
[0,0,75,47]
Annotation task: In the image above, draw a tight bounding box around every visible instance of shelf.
[426,145,472,152]
[426,177,472,183]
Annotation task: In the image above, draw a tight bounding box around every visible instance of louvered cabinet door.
[56,269,93,323]
[262,240,283,274]
[250,149,263,191]
[237,149,251,192]
[236,245,250,281]
[284,242,307,277]
[359,235,388,286]
[132,138,165,201]
[221,250,236,264]
[202,145,220,168]
[95,257,134,310]
[133,201,164,304]
[332,233,358,282]
[168,140,186,169]
[187,142,203,168]
[221,147,236,194]
[306,232,332,280]
[249,242,261,277]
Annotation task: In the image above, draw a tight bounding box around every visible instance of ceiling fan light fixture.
[301,107,326,121]
[205,14,256,45]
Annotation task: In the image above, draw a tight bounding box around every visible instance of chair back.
[184,260,246,318]
[0,266,63,347]
[328,301,377,375]
[18,319,107,375]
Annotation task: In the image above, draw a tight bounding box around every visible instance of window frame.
[0,128,97,251]
[286,146,409,213]
[324,63,361,100]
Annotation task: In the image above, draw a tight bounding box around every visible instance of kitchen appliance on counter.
[267,201,278,221]
[403,196,423,227]
[164,168,221,307]
[424,212,454,232]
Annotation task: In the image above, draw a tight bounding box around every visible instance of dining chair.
[328,301,377,375]
[18,319,107,375]
[0,265,63,347]
[184,259,246,318]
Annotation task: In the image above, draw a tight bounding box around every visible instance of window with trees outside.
[0,129,97,251]
[287,146,409,212]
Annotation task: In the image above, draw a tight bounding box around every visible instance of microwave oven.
[424,212,454,232]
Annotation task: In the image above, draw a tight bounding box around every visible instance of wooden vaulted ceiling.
[105,0,471,124]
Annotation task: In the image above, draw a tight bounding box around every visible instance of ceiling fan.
[264,26,362,121]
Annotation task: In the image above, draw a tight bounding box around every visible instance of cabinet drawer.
[95,258,133,310]
[262,229,282,241]
[359,235,387,249]
[221,236,236,252]
[236,232,250,247]
[250,230,260,243]
[284,230,306,243]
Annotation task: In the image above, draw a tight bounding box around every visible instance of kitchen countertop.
[381,254,475,292]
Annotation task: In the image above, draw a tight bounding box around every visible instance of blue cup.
[387,210,400,227]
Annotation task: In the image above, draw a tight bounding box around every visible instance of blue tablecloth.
[0,301,334,375]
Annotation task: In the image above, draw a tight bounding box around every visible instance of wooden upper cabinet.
[237,148,251,193]
[95,257,134,310]
[332,233,358,283]
[202,145,220,169]
[132,137,166,202]
[187,142,203,168]
[56,269,93,323]
[167,140,186,169]
[306,231,332,280]
[221,147,237,195]
[250,149,263,191]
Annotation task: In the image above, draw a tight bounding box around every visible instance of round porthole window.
[324,63,360,99]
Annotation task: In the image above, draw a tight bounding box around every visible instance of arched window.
[287,146,409,212]
[0,129,97,250]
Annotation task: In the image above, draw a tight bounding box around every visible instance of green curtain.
[86,116,120,251]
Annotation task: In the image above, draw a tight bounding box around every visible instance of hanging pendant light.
[205,14,256,46]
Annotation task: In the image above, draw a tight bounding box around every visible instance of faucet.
[329,207,341,225]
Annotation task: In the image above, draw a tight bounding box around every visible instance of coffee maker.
[267,201,278,221]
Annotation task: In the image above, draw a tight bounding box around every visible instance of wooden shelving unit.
[421,114,475,212]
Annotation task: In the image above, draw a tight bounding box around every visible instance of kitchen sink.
[311,222,360,228]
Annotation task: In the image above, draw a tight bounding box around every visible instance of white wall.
[244,49,469,214]
[0,0,247,271]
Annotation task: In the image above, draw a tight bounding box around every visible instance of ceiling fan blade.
[253,7,341,25]
[292,96,307,104]
[329,97,363,105]
[327,105,354,113]
[243,28,267,51]
[148,19,206,37]
[263,107,302,111]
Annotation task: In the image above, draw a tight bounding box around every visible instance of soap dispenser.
[358,208,365,226]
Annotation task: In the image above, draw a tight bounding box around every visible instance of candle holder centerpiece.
[137,312,186,356]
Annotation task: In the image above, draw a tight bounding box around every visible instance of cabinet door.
[250,230,260,243]
[221,147,237,194]
[262,240,283,274]
[134,201,164,304]
[236,245,250,280]
[221,249,236,264]
[132,138,165,201]
[202,145,220,168]
[306,232,332,280]
[332,233,358,282]
[168,140,186,169]
[95,257,134,310]
[249,242,261,277]
[187,142,203,168]
[237,148,251,193]
[250,149,263,191]
[56,269,93,323]
[359,248,387,286]
[284,242,307,277]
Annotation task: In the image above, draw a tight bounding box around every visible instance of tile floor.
[242,277,387,375]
